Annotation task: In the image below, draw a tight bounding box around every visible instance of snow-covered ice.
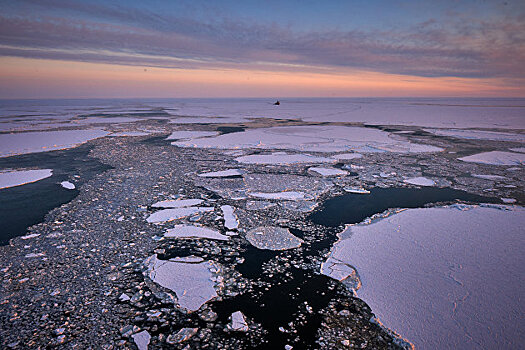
[151,199,203,208]
[164,224,229,241]
[229,311,249,332]
[198,169,244,177]
[246,226,303,250]
[509,147,525,153]
[0,169,53,189]
[166,130,219,140]
[146,207,214,223]
[60,181,76,190]
[331,153,363,160]
[249,191,310,201]
[108,131,151,137]
[132,330,151,350]
[308,167,348,177]
[323,205,525,349]
[235,152,334,165]
[458,151,525,165]
[423,128,525,142]
[145,255,219,312]
[0,129,109,157]
[403,176,436,186]
[343,187,370,194]
[471,174,506,180]
[220,205,239,230]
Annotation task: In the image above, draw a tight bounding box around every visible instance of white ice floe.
[323,205,525,349]
[246,226,303,250]
[164,225,229,241]
[245,200,277,210]
[509,147,525,153]
[198,169,244,177]
[331,153,363,160]
[229,311,249,332]
[249,191,310,201]
[146,207,214,223]
[169,255,205,263]
[501,198,516,203]
[221,205,239,230]
[343,187,370,194]
[60,181,75,190]
[458,151,525,165]
[403,176,435,186]
[145,255,219,312]
[172,125,442,153]
[308,167,348,177]
[0,129,109,157]
[423,128,525,142]
[152,199,203,208]
[0,169,53,189]
[471,174,506,180]
[108,131,151,137]
[235,153,334,165]
[132,330,151,350]
[166,130,218,140]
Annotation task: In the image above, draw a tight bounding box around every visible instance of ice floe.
[245,200,277,210]
[343,187,370,194]
[235,153,334,165]
[146,207,214,223]
[108,131,151,137]
[246,226,303,250]
[151,199,203,208]
[501,198,516,203]
[0,129,109,157]
[60,181,76,190]
[198,169,244,177]
[229,311,249,332]
[0,169,53,189]
[166,130,218,140]
[249,191,310,201]
[423,128,525,142]
[132,330,151,350]
[403,176,435,186]
[323,204,525,349]
[458,151,525,165]
[164,224,229,241]
[471,174,506,180]
[308,167,348,177]
[331,153,363,160]
[145,255,219,312]
[221,205,239,230]
[509,147,525,153]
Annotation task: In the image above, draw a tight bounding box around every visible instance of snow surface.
[423,128,525,142]
[132,330,151,350]
[403,176,436,186]
[458,151,525,165]
[235,153,334,165]
[221,205,239,230]
[172,125,442,153]
[249,191,309,201]
[164,224,229,240]
[151,199,203,208]
[246,226,303,250]
[146,207,214,223]
[308,167,348,176]
[60,181,75,190]
[145,255,218,312]
[323,205,525,349]
[166,130,219,140]
[0,130,109,157]
[0,169,53,189]
[198,169,244,177]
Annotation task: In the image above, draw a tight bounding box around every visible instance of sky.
[0,0,524,98]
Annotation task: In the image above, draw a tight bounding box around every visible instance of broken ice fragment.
[60,181,75,190]
[198,169,244,177]
[343,187,370,194]
[308,167,348,177]
[221,205,239,230]
[229,311,249,332]
[403,176,435,186]
[146,207,213,223]
[235,153,334,165]
[249,191,310,201]
[246,226,303,250]
[458,151,525,165]
[151,198,203,208]
[164,224,229,241]
[0,169,53,189]
[132,330,151,350]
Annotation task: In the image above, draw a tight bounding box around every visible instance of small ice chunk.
[165,224,229,241]
[132,330,151,350]
[146,207,214,223]
[331,153,363,160]
[403,176,436,186]
[501,198,516,203]
[471,174,506,180]
[235,153,334,165]
[246,200,277,210]
[458,151,525,165]
[119,293,131,302]
[229,311,249,332]
[166,131,218,140]
[344,187,370,194]
[249,191,309,201]
[198,169,244,177]
[0,169,53,189]
[60,181,75,190]
[246,226,303,250]
[25,252,45,258]
[152,199,203,208]
[308,167,348,176]
[221,205,239,230]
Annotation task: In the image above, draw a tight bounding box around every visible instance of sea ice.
[331,153,363,160]
[308,167,348,176]
[132,330,151,350]
[323,205,525,349]
[471,174,506,180]
[501,198,516,203]
[60,181,76,190]
[108,131,151,137]
[229,311,249,332]
[235,153,334,165]
[166,130,219,140]
[164,225,229,241]
[198,169,244,177]
[245,200,277,210]
[458,151,525,165]
[145,255,219,312]
[0,129,109,157]
[343,187,370,194]
[0,169,53,189]
[249,191,310,201]
[146,207,214,223]
[403,177,435,186]
[509,147,525,153]
[151,199,203,208]
[221,205,239,230]
[423,128,525,142]
[246,226,303,250]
